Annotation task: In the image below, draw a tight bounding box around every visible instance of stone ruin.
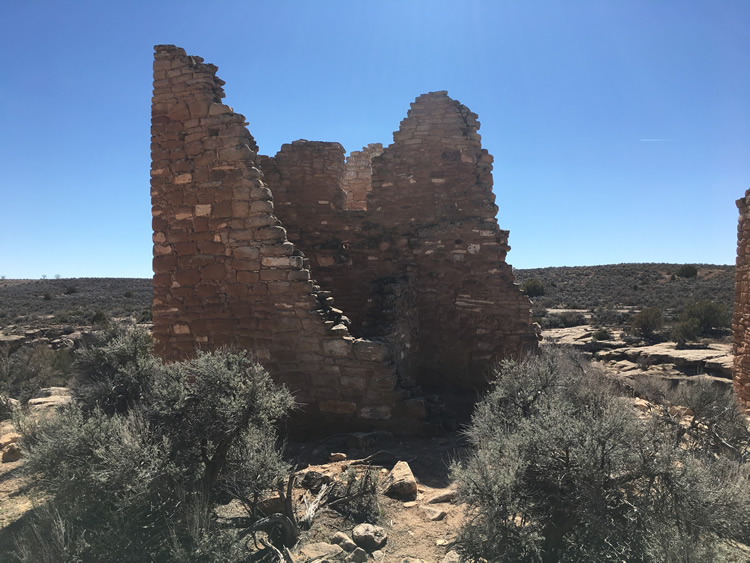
[734,189,750,407]
[150,45,539,434]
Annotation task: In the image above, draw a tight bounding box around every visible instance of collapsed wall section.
[150,45,417,433]
[733,189,750,406]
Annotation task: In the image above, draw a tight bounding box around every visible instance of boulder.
[331,532,357,552]
[2,442,22,463]
[443,551,461,563]
[426,489,456,504]
[299,541,343,561]
[352,523,387,551]
[0,432,21,449]
[383,461,417,500]
[420,505,447,521]
[345,547,368,562]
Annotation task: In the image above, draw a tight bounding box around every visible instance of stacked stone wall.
[264,91,539,390]
[150,46,416,434]
[734,189,750,406]
[342,143,384,210]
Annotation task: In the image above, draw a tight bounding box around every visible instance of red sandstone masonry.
[734,189,750,407]
[264,91,539,389]
[150,46,413,433]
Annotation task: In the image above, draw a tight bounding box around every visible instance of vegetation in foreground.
[11,326,295,562]
[453,348,750,562]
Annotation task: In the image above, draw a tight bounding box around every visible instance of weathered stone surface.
[27,387,71,412]
[299,541,343,561]
[344,547,368,562]
[331,531,357,552]
[383,461,418,500]
[426,489,456,504]
[442,551,461,563]
[420,505,448,521]
[352,523,388,551]
[0,432,20,449]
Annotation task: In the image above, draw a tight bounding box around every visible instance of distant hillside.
[515,264,734,312]
[0,265,736,331]
[0,278,152,330]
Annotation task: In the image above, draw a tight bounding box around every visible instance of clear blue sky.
[1,0,748,278]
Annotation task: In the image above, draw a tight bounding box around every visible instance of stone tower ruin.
[150,45,539,433]
[734,189,750,407]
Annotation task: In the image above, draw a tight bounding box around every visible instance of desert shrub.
[680,299,729,336]
[63,285,78,295]
[89,309,110,327]
[0,394,14,420]
[591,327,611,341]
[43,292,51,301]
[138,307,153,323]
[0,345,74,403]
[328,467,381,523]
[521,278,545,298]
[453,348,750,562]
[72,325,156,415]
[591,306,629,327]
[15,343,294,562]
[539,311,586,330]
[675,264,698,278]
[671,317,700,345]
[631,306,663,339]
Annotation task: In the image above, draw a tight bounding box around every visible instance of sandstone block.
[319,400,357,415]
[323,338,352,358]
[352,339,389,362]
[383,461,417,500]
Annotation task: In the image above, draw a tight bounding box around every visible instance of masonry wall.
[733,188,750,406]
[150,46,416,434]
[264,92,539,390]
[342,143,384,210]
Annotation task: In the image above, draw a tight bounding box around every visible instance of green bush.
[72,325,156,415]
[452,349,750,562]
[14,332,294,562]
[680,299,729,336]
[591,328,611,341]
[675,264,698,278]
[631,306,663,339]
[0,345,74,403]
[521,278,545,298]
[671,317,700,345]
